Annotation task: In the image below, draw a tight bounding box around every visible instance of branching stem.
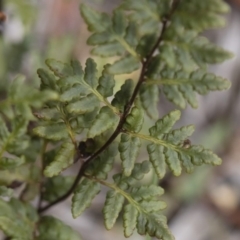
[38,0,180,214]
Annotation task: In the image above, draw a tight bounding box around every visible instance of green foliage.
[44,142,75,177]
[146,110,221,178]
[81,4,141,74]
[119,133,141,176]
[38,216,81,240]
[0,186,13,197]
[85,143,118,180]
[72,178,101,218]
[0,198,38,239]
[102,161,174,239]
[0,0,233,239]
[43,176,75,202]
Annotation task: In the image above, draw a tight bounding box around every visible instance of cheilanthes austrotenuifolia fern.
[0,0,233,239]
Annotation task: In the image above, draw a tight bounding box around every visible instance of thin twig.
[38,0,180,214]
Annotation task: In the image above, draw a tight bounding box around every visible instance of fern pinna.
[0,0,233,239]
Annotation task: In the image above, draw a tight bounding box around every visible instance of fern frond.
[101,161,173,240]
[0,186,13,197]
[72,178,100,218]
[103,190,125,230]
[120,0,168,35]
[124,106,144,133]
[139,84,159,120]
[161,26,233,71]
[81,4,141,74]
[107,56,140,74]
[173,0,230,32]
[123,110,221,178]
[88,106,118,138]
[119,133,141,176]
[38,216,81,240]
[113,161,151,189]
[33,123,69,141]
[111,79,134,112]
[85,143,118,180]
[44,142,75,177]
[43,176,75,202]
[147,68,231,108]
[0,198,37,239]
[0,156,25,170]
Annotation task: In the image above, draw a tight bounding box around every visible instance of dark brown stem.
[38,0,180,214]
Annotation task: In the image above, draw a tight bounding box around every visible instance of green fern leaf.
[173,0,230,32]
[137,212,173,240]
[45,59,73,78]
[111,165,173,239]
[33,123,69,141]
[166,125,195,145]
[0,186,13,197]
[38,216,81,240]
[2,75,58,119]
[60,84,90,102]
[107,56,140,74]
[88,106,118,138]
[165,148,182,176]
[34,108,62,121]
[97,65,115,98]
[178,152,194,173]
[0,157,25,170]
[84,58,98,89]
[38,69,58,91]
[85,143,118,180]
[81,4,141,74]
[72,178,100,218]
[139,200,167,212]
[124,110,221,178]
[112,9,127,36]
[113,160,151,189]
[0,198,37,239]
[149,110,180,138]
[120,0,164,35]
[67,93,100,114]
[70,109,98,130]
[57,75,83,90]
[123,204,138,237]
[87,32,114,45]
[71,59,84,75]
[80,4,111,32]
[187,145,221,166]
[44,142,75,177]
[161,26,233,70]
[0,116,9,143]
[43,176,75,202]
[159,44,177,69]
[119,133,141,176]
[163,85,187,108]
[111,79,134,112]
[147,144,166,179]
[131,185,164,201]
[103,190,125,230]
[0,116,29,156]
[137,34,158,58]
[139,84,159,119]
[125,21,138,48]
[124,106,144,133]
[154,68,231,108]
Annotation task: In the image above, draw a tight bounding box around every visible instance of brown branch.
[38,0,180,214]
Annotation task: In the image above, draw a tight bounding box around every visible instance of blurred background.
[0,0,240,239]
